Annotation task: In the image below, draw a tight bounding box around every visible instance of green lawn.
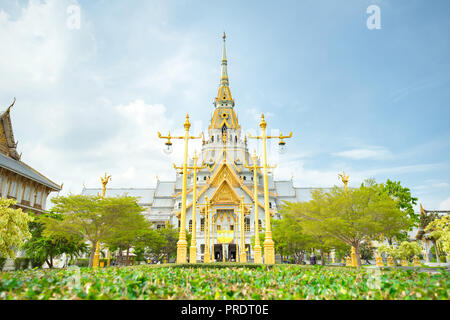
[0,264,448,300]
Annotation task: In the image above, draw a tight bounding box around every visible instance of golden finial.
[338,171,349,192]
[260,114,267,129]
[100,173,112,198]
[184,114,191,130]
[223,32,226,40]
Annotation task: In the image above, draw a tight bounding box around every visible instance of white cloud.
[0,0,93,90]
[439,198,450,210]
[332,146,392,160]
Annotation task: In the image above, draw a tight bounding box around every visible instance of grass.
[0,264,448,300]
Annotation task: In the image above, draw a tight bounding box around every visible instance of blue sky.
[0,0,449,211]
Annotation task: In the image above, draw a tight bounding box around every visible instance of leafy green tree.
[0,198,33,258]
[22,212,88,268]
[103,207,151,266]
[42,195,146,267]
[381,179,419,243]
[284,181,410,267]
[425,215,450,257]
[272,215,312,264]
[359,241,375,264]
[379,241,422,262]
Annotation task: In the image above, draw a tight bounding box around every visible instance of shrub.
[439,256,447,263]
[0,257,6,271]
[14,258,31,270]
[72,259,89,268]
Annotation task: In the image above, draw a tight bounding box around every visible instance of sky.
[0,0,449,211]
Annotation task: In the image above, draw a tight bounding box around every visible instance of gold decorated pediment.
[210,180,241,205]
[210,163,240,188]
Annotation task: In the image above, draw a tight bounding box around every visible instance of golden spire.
[216,32,233,104]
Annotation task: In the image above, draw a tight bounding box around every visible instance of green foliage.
[14,258,31,271]
[425,215,450,256]
[0,198,33,258]
[135,224,187,263]
[0,257,6,270]
[43,194,147,267]
[22,212,88,269]
[382,179,419,226]
[0,265,448,300]
[379,241,422,261]
[439,256,447,263]
[281,180,410,267]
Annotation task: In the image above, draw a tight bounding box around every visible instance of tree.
[22,212,88,269]
[381,179,419,243]
[271,215,312,264]
[42,195,146,267]
[103,207,151,266]
[379,241,422,262]
[425,215,450,257]
[285,181,410,267]
[0,198,33,258]
[137,225,191,263]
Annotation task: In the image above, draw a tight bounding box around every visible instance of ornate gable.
[210,163,240,187]
[210,179,241,205]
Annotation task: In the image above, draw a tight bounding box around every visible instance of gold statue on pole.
[93,173,111,269]
[338,171,349,192]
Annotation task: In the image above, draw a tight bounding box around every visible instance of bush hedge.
[0,258,6,271]
[14,258,31,271]
[0,264,448,300]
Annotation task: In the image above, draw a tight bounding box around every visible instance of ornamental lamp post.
[187,150,207,264]
[248,114,292,264]
[158,114,202,264]
[239,196,253,263]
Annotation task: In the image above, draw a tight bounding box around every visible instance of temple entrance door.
[214,244,223,261]
[228,244,237,262]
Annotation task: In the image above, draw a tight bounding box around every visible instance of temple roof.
[82,187,155,205]
[0,152,61,191]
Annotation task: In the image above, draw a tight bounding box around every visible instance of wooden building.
[0,99,61,214]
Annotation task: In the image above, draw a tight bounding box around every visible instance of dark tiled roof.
[0,152,61,190]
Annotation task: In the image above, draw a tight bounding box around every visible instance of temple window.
[35,190,42,205]
[212,136,214,142]
[245,218,250,232]
[235,136,237,143]
[189,220,192,233]
[201,218,205,232]
[258,220,262,232]
[243,176,247,181]
[269,202,272,209]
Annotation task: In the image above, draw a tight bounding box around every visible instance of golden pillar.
[239,196,247,263]
[244,151,263,264]
[248,114,292,265]
[158,115,202,264]
[202,196,211,263]
[188,151,207,264]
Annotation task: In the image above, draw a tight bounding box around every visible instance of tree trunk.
[88,243,96,268]
[118,246,123,266]
[354,243,362,267]
[320,248,325,266]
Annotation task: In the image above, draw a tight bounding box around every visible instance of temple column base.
[176,239,188,264]
[254,245,262,264]
[264,239,275,264]
[189,244,197,264]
